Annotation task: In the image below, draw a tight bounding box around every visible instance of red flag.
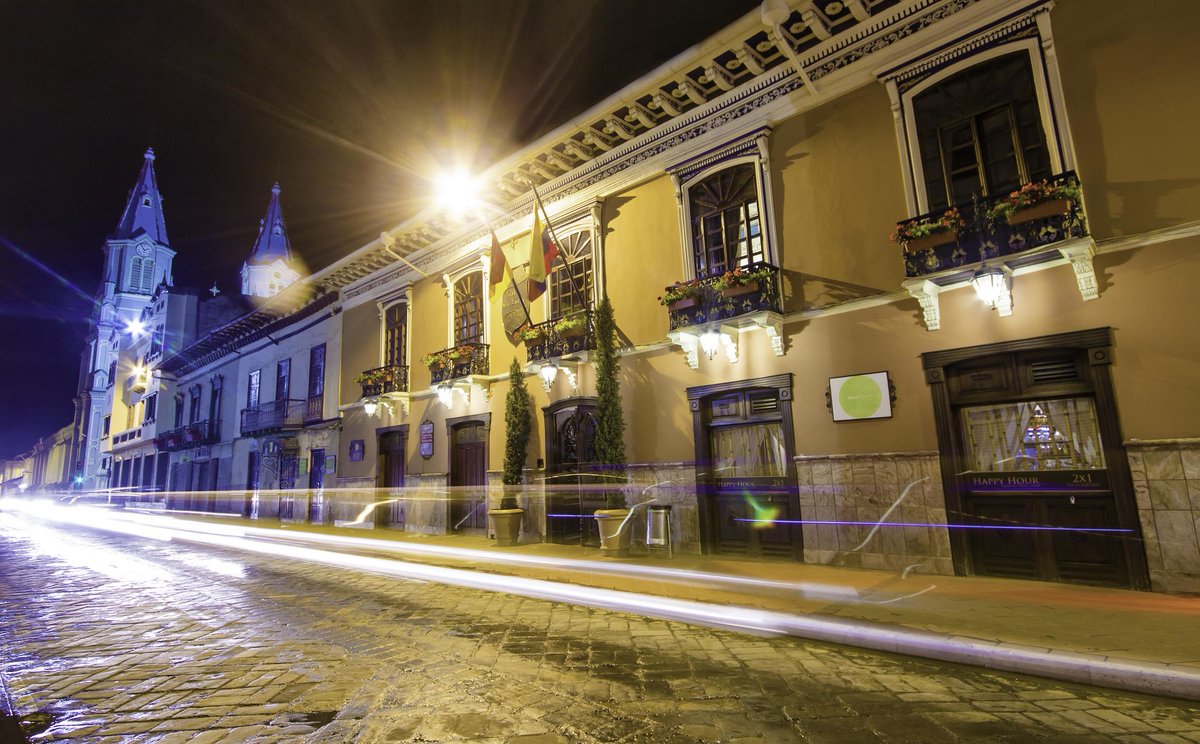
[488,230,506,301]
[527,209,559,302]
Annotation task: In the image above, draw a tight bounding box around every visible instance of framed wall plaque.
[828,371,894,421]
[348,439,365,462]
[419,419,435,459]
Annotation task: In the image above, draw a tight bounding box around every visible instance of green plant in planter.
[553,313,586,334]
[657,280,703,306]
[501,357,532,509]
[889,207,964,246]
[712,266,773,292]
[593,297,627,508]
[985,179,1082,221]
[354,369,385,385]
[516,325,546,343]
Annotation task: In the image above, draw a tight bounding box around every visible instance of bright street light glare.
[125,318,146,337]
[434,168,481,217]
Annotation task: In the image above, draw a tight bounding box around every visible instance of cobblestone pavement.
[3,514,1200,743]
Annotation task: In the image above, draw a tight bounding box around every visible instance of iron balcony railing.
[240,399,305,437]
[358,364,409,398]
[524,312,594,364]
[429,342,489,385]
[155,419,219,452]
[305,395,324,423]
[898,171,1087,278]
[664,262,783,333]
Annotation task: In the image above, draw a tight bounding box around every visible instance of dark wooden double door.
[924,332,1147,589]
[543,399,604,547]
[690,376,801,559]
[449,422,487,532]
[377,430,406,527]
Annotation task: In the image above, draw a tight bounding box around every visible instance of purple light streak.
[735,518,1132,532]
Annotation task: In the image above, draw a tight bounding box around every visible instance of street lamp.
[700,329,722,360]
[125,318,146,337]
[436,384,454,408]
[362,398,378,417]
[971,265,1014,316]
[434,168,482,219]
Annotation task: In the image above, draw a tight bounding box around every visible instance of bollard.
[646,504,673,557]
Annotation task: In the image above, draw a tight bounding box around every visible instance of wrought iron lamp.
[971,264,1013,317]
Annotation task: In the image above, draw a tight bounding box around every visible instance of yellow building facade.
[303,0,1200,592]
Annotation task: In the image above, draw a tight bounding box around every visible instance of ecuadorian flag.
[526,208,559,301]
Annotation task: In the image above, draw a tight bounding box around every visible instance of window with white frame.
[384,303,407,367]
[886,15,1076,217]
[453,273,483,345]
[912,51,1052,212]
[686,162,766,279]
[549,231,593,320]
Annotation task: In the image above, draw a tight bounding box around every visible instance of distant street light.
[125,318,146,337]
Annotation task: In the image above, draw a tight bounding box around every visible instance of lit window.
[453,273,483,344]
[687,163,764,278]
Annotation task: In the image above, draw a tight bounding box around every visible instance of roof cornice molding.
[328,0,1030,306]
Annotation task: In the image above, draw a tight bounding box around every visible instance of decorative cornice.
[336,0,994,301]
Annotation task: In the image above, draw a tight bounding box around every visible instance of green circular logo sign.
[838,375,883,419]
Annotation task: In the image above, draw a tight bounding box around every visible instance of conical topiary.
[501,357,532,509]
[592,297,627,508]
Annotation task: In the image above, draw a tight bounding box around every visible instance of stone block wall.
[1126,439,1200,593]
[626,461,699,554]
[795,451,953,575]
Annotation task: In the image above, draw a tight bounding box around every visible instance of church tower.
[70,148,176,488]
[241,183,301,299]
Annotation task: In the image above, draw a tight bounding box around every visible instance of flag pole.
[529,184,591,315]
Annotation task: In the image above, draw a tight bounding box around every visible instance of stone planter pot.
[595,508,633,556]
[721,280,761,298]
[1007,198,1073,225]
[489,508,523,547]
[903,230,957,253]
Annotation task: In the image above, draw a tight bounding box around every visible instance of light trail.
[7,499,1200,701]
[114,505,856,600]
[735,518,1134,532]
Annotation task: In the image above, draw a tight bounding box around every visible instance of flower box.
[668,296,699,311]
[904,230,958,253]
[1007,198,1072,225]
[721,280,760,298]
[559,325,586,339]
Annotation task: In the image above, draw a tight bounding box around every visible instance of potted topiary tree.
[592,297,632,556]
[490,357,531,547]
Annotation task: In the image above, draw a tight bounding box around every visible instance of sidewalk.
[165,512,1200,701]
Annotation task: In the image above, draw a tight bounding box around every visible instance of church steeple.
[241,182,301,299]
[113,148,169,245]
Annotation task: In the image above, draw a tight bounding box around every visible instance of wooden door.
[450,422,487,532]
[377,431,406,527]
[544,401,602,547]
[923,333,1146,589]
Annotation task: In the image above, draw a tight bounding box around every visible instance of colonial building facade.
[316,0,1200,593]
[15,0,1200,595]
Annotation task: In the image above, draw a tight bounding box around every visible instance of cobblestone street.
[3,513,1200,743]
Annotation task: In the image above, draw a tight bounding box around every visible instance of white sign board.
[829,372,892,421]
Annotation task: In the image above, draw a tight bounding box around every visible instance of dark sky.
[0,0,759,457]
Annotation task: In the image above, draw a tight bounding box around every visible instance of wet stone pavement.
[2,516,1200,743]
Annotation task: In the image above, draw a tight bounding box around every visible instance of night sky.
[0,0,759,457]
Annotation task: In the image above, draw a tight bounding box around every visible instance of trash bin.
[646,504,673,557]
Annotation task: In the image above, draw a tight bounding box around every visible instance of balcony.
[523,313,594,365]
[663,262,783,332]
[357,364,409,398]
[305,395,324,423]
[155,420,219,452]
[427,343,489,385]
[240,399,305,437]
[898,172,1088,280]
